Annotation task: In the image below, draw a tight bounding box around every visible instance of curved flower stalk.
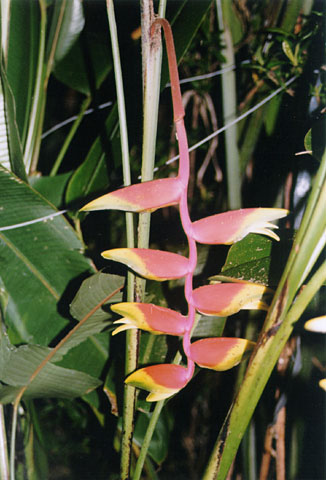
[81,19,287,401]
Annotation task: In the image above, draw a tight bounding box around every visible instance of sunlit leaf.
[52,0,85,66]
[0,166,93,345]
[216,232,292,286]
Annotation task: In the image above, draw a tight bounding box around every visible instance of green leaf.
[0,166,93,345]
[0,64,27,181]
[29,171,73,207]
[303,119,325,160]
[221,0,246,46]
[65,104,118,206]
[2,0,39,144]
[161,0,212,87]
[264,94,283,136]
[133,408,172,465]
[70,271,124,322]
[56,272,124,357]
[282,40,297,65]
[304,128,312,153]
[53,31,112,95]
[22,401,49,480]
[216,232,292,287]
[0,332,101,404]
[192,315,227,338]
[52,272,124,411]
[52,0,85,67]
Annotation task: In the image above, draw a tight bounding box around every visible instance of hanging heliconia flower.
[81,18,287,402]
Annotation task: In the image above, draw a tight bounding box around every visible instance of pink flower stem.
[152,18,196,381]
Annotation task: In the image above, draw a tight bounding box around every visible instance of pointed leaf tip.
[192,208,288,245]
[102,248,189,281]
[126,364,189,401]
[192,282,271,317]
[189,337,255,371]
[111,302,187,335]
[80,178,182,213]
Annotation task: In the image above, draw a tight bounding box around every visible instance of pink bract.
[81,177,183,213]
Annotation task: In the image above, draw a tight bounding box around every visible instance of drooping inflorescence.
[81,18,288,402]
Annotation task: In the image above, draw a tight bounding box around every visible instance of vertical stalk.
[0,406,9,480]
[215,0,241,209]
[106,2,135,478]
[137,0,166,258]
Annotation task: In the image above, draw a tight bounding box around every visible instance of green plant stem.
[9,405,18,480]
[202,152,326,479]
[23,0,47,174]
[133,401,165,480]
[133,352,181,480]
[49,96,91,176]
[137,0,167,259]
[215,0,241,209]
[106,1,136,478]
[0,406,9,480]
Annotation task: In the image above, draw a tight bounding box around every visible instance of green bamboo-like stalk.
[215,0,241,209]
[137,0,166,258]
[203,150,326,479]
[106,2,136,479]
[0,406,9,480]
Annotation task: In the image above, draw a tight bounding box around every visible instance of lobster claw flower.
[126,364,190,401]
[80,178,183,213]
[191,208,288,245]
[189,337,255,371]
[192,282,271,316]
[111,302,187,336]
[304,315,326,333]
[101,248,189,281]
